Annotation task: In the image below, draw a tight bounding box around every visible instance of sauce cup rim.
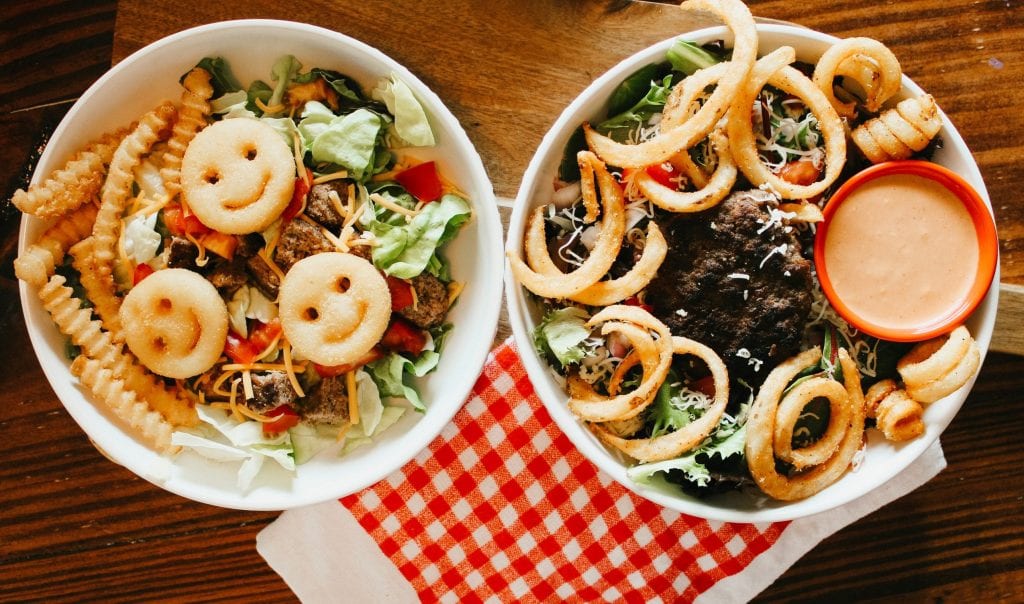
[813,160,998,342]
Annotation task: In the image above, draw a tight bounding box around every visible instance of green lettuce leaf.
[532,306,591,368]
[596,74,674,142]
[309,108,383,180]
[372,73,436,147]
[368,194,471,278]
[268,54,302,109]
[365,343,442,412]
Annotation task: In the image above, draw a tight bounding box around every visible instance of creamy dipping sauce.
[822,173,979,331]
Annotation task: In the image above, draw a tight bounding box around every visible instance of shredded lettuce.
[366,194,470,278]
[533,306,591,368]
[171,406,295,490]
[372,73,436,147]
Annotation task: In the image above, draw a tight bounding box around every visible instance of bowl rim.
[813,160,999,342]
[19,18,504,510]
[504,22,1000,522]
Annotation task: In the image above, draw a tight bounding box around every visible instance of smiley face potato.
[119,268,229,379]
[278,252,392,367]
[179,118,296,234]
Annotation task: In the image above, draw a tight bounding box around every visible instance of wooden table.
[2,0,1022,600]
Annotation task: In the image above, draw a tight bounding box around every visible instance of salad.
[29,55,471,488]
[513,0,980,504]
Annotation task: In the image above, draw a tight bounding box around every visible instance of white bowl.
[505,24,999,523]
[19,20,503,510]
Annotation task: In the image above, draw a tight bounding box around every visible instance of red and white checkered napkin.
[257,339,947,603]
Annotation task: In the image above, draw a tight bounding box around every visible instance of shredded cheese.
[369,192,417,218]
[447,281,464,307]
[221,362,307,372]
[409,280,420,310]
[242,369,255,401]
[346,370,360,426]
[327,189,348,222]
[313,170,349,185]
[255,97,286,115]
[282,340,305,398]
[335,422,352,442]
[185,230,209,268]
[292,131,309,187]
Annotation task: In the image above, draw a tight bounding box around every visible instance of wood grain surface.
[1,0,1022,601]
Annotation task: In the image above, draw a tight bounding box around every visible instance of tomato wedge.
[132,263,155,285]
[380,318,427,356]
[224,319,282,365]
[624,162,678,190]
[263,405,300,436]
[283,169,314,222]
[395,161,443,202]
[386,276,415,311]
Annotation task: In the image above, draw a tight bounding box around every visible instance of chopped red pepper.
[395,161,443,202]
[386,276,415,311]
[380,318,427,356]
[283,169,314,222]
[132,263,155,285]
[162,203,211,237]
[263,405,300,435]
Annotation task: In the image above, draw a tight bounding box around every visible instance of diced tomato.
[623,295,653,313]
[386,276,415,311]
[313,347,384,378]
[623,162,678,190]
[777,159,821,186]
[690,376,716,397]
[283,169,313,222]
[263,405,300,435]
[395,161,443,202]
[224,331,261,365]
[132,263,155,285]
[162,203,211,237]
[250,318,283,352]
[380,318,427,356]
[223,320,281,365]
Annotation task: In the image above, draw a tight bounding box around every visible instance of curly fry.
[14,202,99,288]
[161,67,214,198]
[70,354,177,453]
[90,101,177,340]
[11,129,127,219]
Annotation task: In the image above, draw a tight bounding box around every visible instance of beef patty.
[646,189,813,382]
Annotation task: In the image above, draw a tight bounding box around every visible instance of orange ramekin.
[813,160,998,342]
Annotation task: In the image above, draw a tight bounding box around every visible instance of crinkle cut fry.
[38,274,199,428]
[68,237,123,356]
[70,354,178,454]
[14,201,99,288]
[90,101,178,341]
[161,67,214,198]
[11,128,127,219]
